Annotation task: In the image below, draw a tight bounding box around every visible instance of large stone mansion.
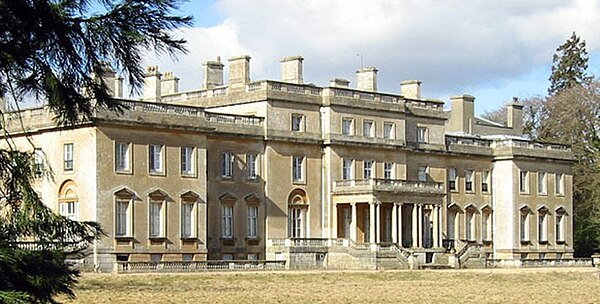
[6,55,574,271]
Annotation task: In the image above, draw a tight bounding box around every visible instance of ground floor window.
[288,206,306,238]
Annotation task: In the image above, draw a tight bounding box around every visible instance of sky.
[144,0,600,115]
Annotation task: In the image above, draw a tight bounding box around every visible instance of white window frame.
[292,156,305,182]
[342,118,354,135]
[291,113,304,132]
[363,160,374,179]
[221,152,234,178]
[448,168,457,191]
[115,198,132,238]
[556,212,565,243]
[465,170,474,192]
[149,198,166,238]
[417,127,428,143]
[384,162,394,180]
[482,209,492,241]
[383,122,395,139]
[555,173,564,195]
[63,143,74,171]
[181,146,195,176]
[115,142,131,173]
[363,120,374,137]
[221,204,234,238]
[481,171,490,192]
[520,171,529,193]
[538,172,547,195]
[59,201,79,221]
[149,144,164,174]
[418,166,428,182]
[538,211,548,243]
[520,210,530,242]
[247,205,258,238]
[181,201,196,239]
[466,209,476,242]
[247,153,258,180]
[288,206,306,238]
[342,158,354,180]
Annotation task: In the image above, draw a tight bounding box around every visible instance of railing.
[264,81,322,96]
[205,112,264,126]
[491,139,571,152]
[446,136,491,147]
[330,88,404,105]
[116,260,286,273]
[268,238,344,247]
[117,100,203,117]
[333,178,444,193]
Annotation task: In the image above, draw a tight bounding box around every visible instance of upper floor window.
[115,142,131,173]
[555,173,564,195]
[221,152,234,178]
[181,146,195,176]
[448,168,457,191]
[538,172,547,195]
[291,113,304,132]
[482,171,490,192]
[363,160,373,179]
[417,127,428,143]
[342,118,354,135]
[384,162,394,180]
[34,148,44,176]
[247,154,258,179]
[418,166,428,182]
[363,120,374,137]
[519,170,529,193]
[148,144,164,174]
[465,170,474,192]
[292,156,305,182]
[383,122,395,139]
[63,143,73,171]
[342,158,354,180]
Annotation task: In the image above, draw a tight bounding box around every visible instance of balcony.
[332,179,444,196]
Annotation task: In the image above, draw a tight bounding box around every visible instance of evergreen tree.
[0,0,191,302]
[548,32,591,95]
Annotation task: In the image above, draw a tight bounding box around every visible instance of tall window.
[555,173,564,195]
[149,198,165,238]
[383,122,395,139]
[288,207,305,238]
[363,160,373,179]
[482,209,492,241]
[384,163,393,180]
[291,113,304,131]
[292,156,305,182]
[519,171,529,193]
[34,148,44,176]
[181,202,195,238]
[481,171,490,192]
[538,172,547,195]
[181,146,194,176]
[538,210,548,243]
[247,206,258,238]
[342,118,354,135]
[448,168,457,191]
[221,152,234,178]
[465,170,474,192]
[417,127,428,143]
[221,205,233,238]
[418,166,428,182]
[63,143,73,171]
[556,212,565,243]
[466,209,475,241]
[342,158,354,180]
[520,210,530,242]
[59,201,79,220]
[115,142,130,172]
[149,144,163,173]
[115,198,131,237]
[363,120,374,137]
[247,154,258,179]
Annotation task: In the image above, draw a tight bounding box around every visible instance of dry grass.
[61,267,600,304]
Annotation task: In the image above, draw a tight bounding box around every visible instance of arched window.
[58,180,79,221]
[447,203,461,240]
[288,189,308,238]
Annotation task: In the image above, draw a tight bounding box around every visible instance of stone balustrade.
[115,260,286,273]
[333,178,444,195]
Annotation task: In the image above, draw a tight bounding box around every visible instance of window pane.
[181,203,193,238]
[116,200,129,237]
[64,143,73,171]
[181,147,194,175]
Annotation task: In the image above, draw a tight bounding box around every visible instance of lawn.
[62,267,600,303]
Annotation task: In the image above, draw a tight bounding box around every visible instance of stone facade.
[4,55,574,271]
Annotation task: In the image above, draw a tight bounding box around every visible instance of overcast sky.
[145,0,600,114]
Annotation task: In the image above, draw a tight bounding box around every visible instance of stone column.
[433,205,439,248]
[376,203,381,244]
[398,203,403,247]
[369,203,376,244]
[417,204,423,248]
[351,203,357,242]
[391,203,398,244]
[412,204,418,248]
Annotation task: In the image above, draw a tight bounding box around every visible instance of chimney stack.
[449,94,475,134]
[507,97,524,135]
[114,76,123,98]
[401,80,422,99]
[203,57,224,90]
[228,55,251,91]
[356,67,378,91]
[161,71,180,95]
[330,78,350,88]
[280,56,304,84]
[143,66,162,102]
